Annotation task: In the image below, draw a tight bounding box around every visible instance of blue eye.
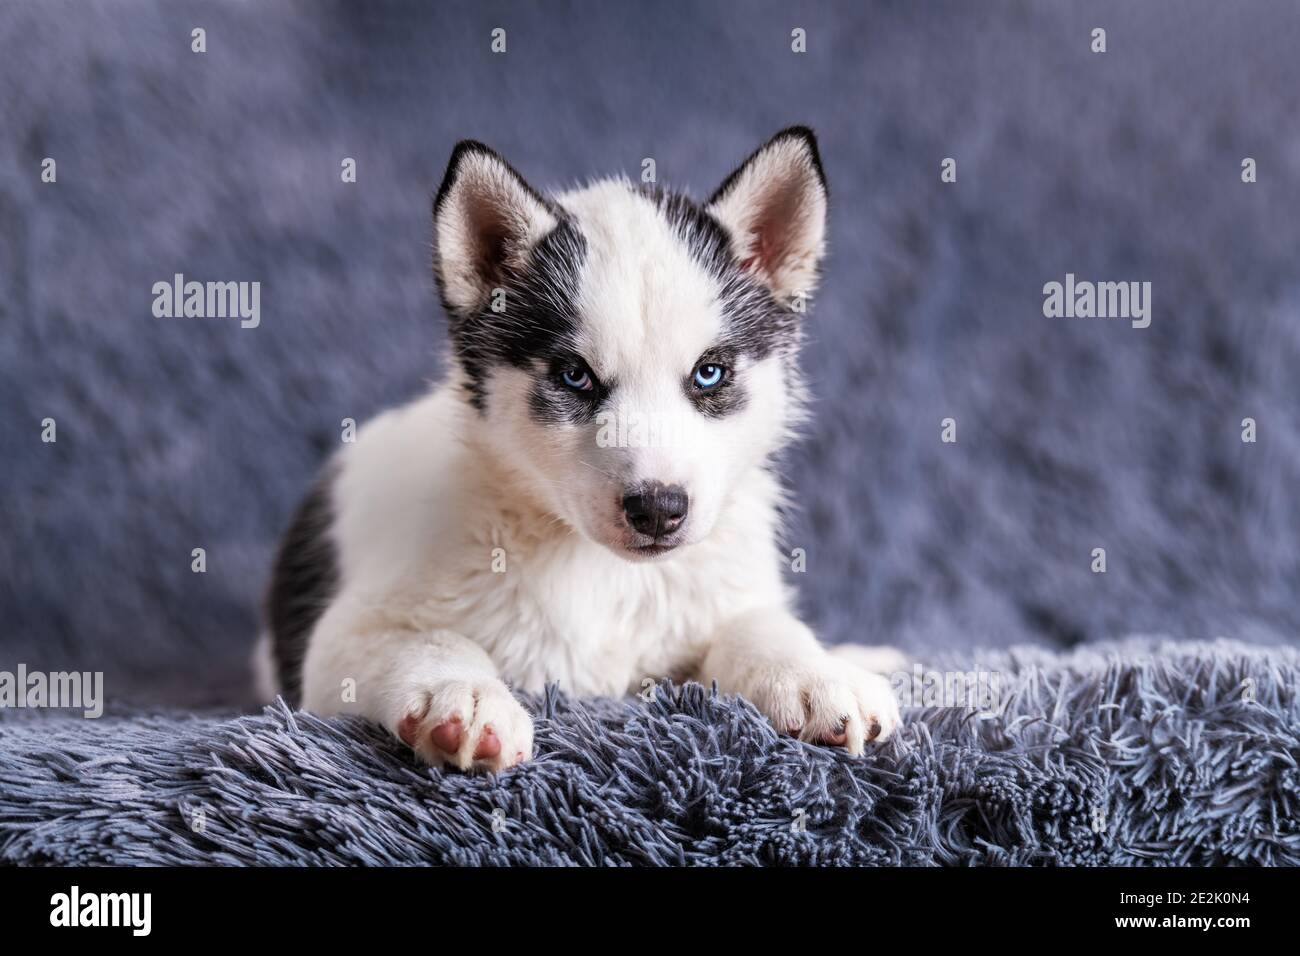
[561,367,593,391]
[693,363,726,389]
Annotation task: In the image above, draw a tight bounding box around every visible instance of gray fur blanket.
[2,640,1296,866]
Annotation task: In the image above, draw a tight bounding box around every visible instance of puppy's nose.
[622,483,689,537]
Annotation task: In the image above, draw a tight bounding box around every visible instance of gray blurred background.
[2,0,1298,708]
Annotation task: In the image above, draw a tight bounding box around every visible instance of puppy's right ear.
[433,141,557,316]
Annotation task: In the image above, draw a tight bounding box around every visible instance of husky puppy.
[262,128,901,772]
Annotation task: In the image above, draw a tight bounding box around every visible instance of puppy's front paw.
[392,679,534,773]
[749,660,900,756]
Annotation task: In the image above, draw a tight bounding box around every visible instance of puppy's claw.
[866,716,883,742]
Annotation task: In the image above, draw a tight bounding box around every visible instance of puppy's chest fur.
[385,476,777,696]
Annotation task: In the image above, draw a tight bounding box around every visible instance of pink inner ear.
[741,182,803,284]
[466,196,516,284]
[741,246,776,283]
[737,221,773,278]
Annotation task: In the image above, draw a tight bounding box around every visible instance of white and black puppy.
[260,128,902,772]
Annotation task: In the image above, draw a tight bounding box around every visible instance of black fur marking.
[644,186,737,278]
[265,472,339,707]
[449,218,589,414]
[528,354,611,426]
[645,183,803,381]
[431,139,590,414]
[692,382,749,418]
[713,262,801,364]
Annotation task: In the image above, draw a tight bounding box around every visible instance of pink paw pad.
[397,712,424,746]
[430,716,464,754]
[473,724,501,760]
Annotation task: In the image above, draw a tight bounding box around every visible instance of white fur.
[279,134,901,772]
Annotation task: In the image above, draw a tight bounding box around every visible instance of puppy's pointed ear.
[706,127,828,303]
[433,141,558,316]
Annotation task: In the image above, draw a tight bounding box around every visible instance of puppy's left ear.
[433,140,558,318]
[706,126,828,303]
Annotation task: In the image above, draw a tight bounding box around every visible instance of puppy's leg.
[304,626,534,772]
[701,607,900,755]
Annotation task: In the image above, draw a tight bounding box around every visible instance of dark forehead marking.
[641,185,736,277]
[639,184,801,362]
[528,377,607,427]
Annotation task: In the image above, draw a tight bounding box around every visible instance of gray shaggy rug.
[2,639,1296,866]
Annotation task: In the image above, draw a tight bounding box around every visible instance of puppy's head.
[432,128,828,560]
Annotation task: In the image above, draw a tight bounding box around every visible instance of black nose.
[622,483,689,538]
